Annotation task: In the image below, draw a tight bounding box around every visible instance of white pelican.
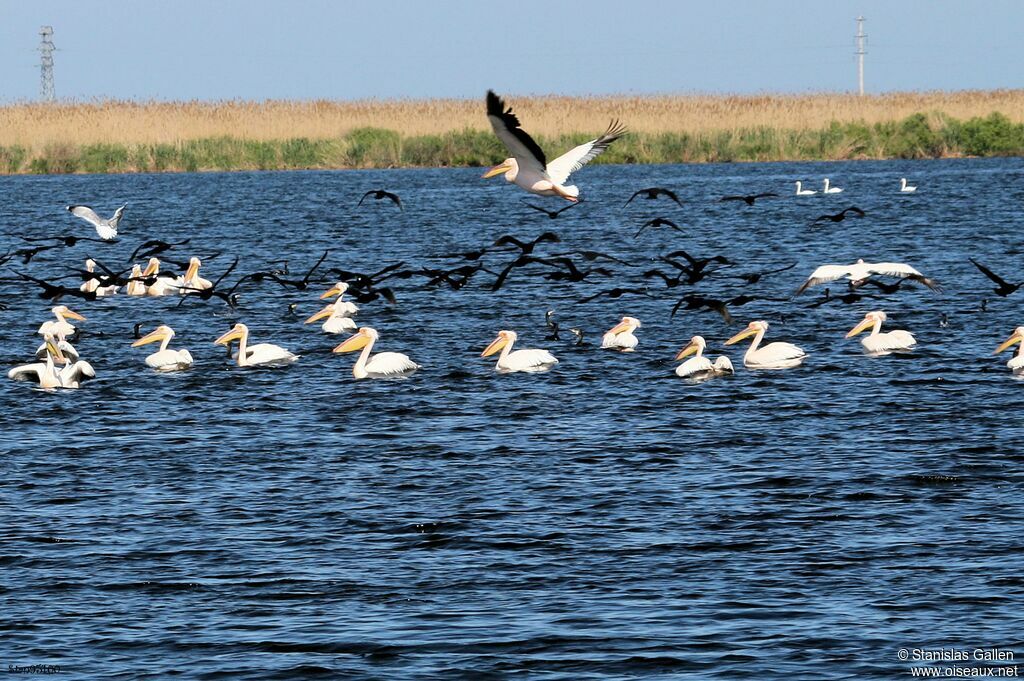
[674,336,734,379]
[823,178,843,194]
[10,336,95,389]
[845,311,916,355]
[305,304,357,334]
[481,330,558,373]
[34,337,79,363]
[318,282,359,316]
[795,181,817,196]
[67,203,126,240]
[725,320,806,369]
[37,305,85,339]
[994,327,1024,374]
[482,90,626,202]
[214,323,297,367]
[142,258,178,296]
[601,316,641,352]
[176,257,212,292]
[900,178,917,193]
[80,259,119,297]
[334,327,419,379]
[126,264,147,296]
[796,259,938,295]
[132,325,194,371]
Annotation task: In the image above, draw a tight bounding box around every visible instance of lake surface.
[2,159,1023,679]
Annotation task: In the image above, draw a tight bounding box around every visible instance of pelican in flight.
[795,181,817,196]
[67,203,126,240]
[132,325,194,371]
[81,259,119,297]
[601,316,641,352]
[725,320,806,369]
[481,330,558,373]
[126,264,147,296]
[319,282,359,316]
[482,90,626,202]
[674,336,734,379]
[177,257,212,292]
[38,305,85,339]
[9,336,95,389]
[796,259,938,295]
[994,327,1024,374]
[900,178,917,193]
[823,178,843,194]
[334,327,419,379]
[214,323,298,367]
[305,303,356,334]
[845,311,916,355]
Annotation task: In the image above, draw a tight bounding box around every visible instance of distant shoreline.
[2,91,1024,174]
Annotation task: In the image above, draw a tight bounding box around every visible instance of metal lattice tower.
[855,16,866,96]
[39,26,55,102]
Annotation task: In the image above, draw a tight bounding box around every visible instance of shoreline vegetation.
[2,91,1024,174]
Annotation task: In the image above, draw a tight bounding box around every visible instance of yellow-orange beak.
[214,327,243,346]
[481,335,508,357]
[185,259,200,281]
[482,161,511,179]
[132,328,167,347]
[142,259,159,276]
[994,333,1023,354]
[62,308,86,321]
[305,305,334,324]
[675,342,699,361]
[45,338,64,361]
[320,285,343,300]
[725,326,757,346]
[334,331,369,353]
[846,318,873,339]
[606,319,632,336]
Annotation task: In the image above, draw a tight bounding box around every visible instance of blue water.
[2,159,1023,679]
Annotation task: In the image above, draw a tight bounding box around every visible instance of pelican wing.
[546,120,626,185]
[8,362,47,382]
[867,330,917,353]
[60,360,95,387]
[795,264,852,294]
[365,351,419,376]
[758,342,806,362]
[868,262,938,290]
[504,348,558,371]
[68,205,103,226]
[486,90,547,175]
[676,356,713,378]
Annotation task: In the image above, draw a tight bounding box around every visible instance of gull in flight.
[66,204,126,240]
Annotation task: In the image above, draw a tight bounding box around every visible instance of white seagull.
[845,311,916,355]
[481,330,558,373]
[482,90,626,202]
[823,178,843,194]
[67,204,126,240]
[796,259,939,295]
[900,178,917,193]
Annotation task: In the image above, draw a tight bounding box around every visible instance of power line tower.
[855,16,866,96]
[39,26,56,102]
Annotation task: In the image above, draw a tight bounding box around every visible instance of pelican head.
[132,324,175,347]
[994,326,1024,354]
[143,257,161,276]
[185,257,201,281]
[675,335,707,361]
[320,282,350,300]
[482,329,517,357]
[53,305,86,321]
[214,323,248,346]
[85,258,96,271]
[482,158,518,181]
[334,326,378,353]
[846,310,887,338]
[305,304,337,324]
[725,320,768,346]
[43,334,65,363]
[606,316,641,336]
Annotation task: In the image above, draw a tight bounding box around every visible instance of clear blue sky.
[1,0,1020,102]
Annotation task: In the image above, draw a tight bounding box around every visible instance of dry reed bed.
[3,90,1024,146]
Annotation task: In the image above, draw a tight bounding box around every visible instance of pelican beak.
[185,259,200,281]
[606,319,632,336]
[994,332,1023,354]
[846,318,873,339]
[320,285,342,300]
[334,331,369,353]
[675,342,698,361]
[62,308,86,321]
[214,327,243,346]
[304,306,334,324]
[45,338,64,361]
[482,161,511,179]
[481,335,508,357]
[132,328,167,347]
[725,326,757,346]
[142,259,159,276]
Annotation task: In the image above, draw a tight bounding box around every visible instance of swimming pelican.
[845,311,916,355]
[177,257,212,292]
[481,330,558,373]
[80,259,119,296]
[10,336,95,389]
[334,327,419,379]
[796,259,939,294]
[132,325,194,371]
[601,316,641,352]
[34,337,79,363]
[318,282,359,316]
[67,203,126,240]
[674,336,734,378]
[214,323,298,367]
[900,178,917,193]
[37,305,85,339]
[994,327,1024,374]
[795,181,817,196]
[304,304,357,334]
[483,90,626,202]
[126,264,147,296]
[142,258,177,296]
[725,320,806,369]
[823,178,843,194]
